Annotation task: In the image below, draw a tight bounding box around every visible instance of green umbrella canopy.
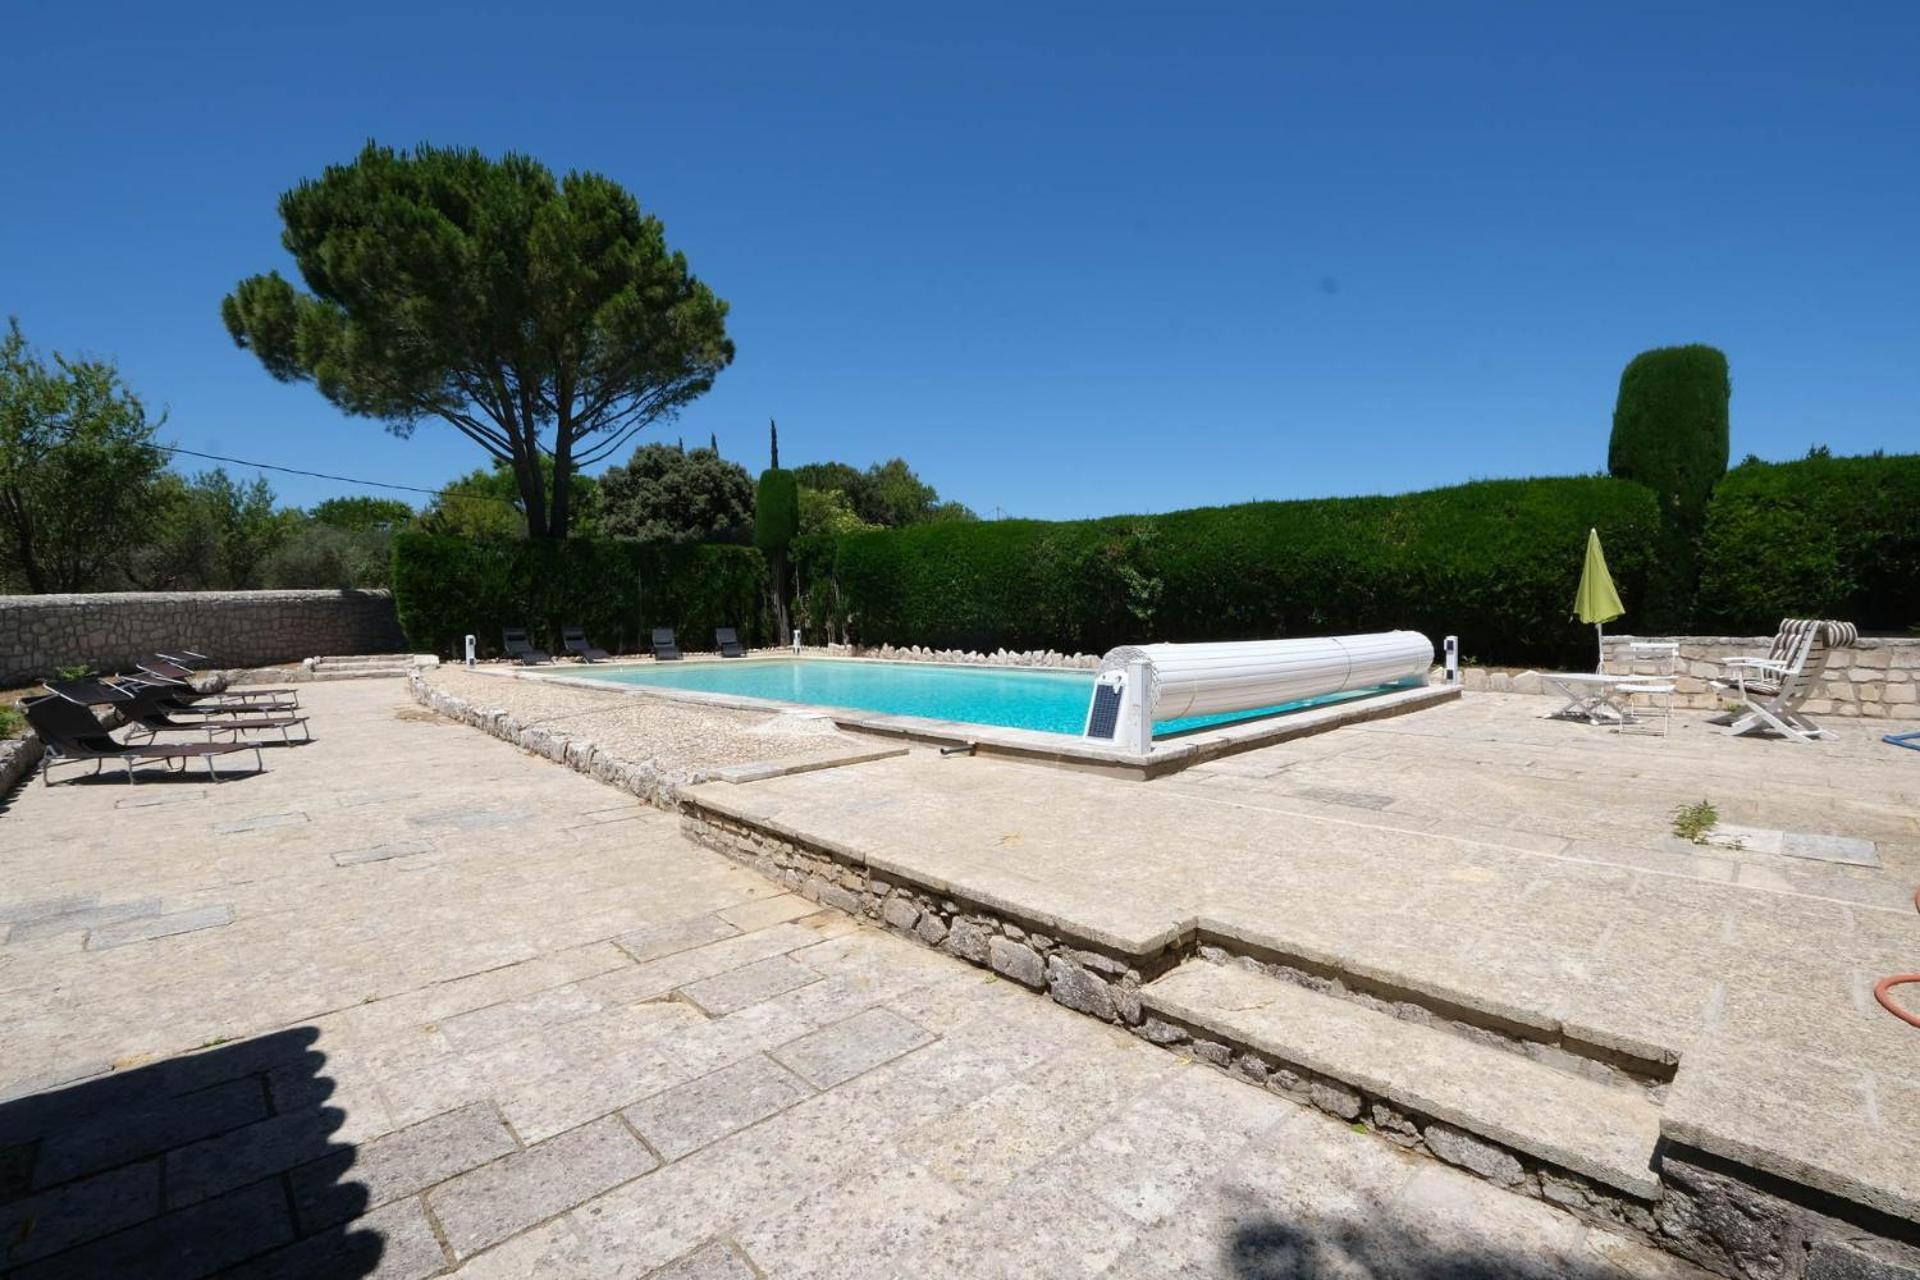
[1574,528,1625,624]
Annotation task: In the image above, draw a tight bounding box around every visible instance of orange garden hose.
[1874,886,1920,1030]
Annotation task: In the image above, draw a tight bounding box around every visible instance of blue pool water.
[564,658,1386,737]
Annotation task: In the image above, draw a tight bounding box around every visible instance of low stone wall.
[851,643,1099,670]
[1456,634,1920,722]
[0,734,44,798]
[1602,633,1920,721]
[0,590,405,687]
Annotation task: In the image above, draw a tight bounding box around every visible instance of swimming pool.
[562,657,1390,737]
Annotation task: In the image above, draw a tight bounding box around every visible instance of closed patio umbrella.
[1574,527,1625,672]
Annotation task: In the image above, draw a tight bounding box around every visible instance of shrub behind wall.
[391,532,770,658]
[1695,452,1920,634]
[837,476,1663,667]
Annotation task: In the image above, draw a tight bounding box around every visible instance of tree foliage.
[0,318,166,593]
[597,441,753,544]
[1607,345,1731,531]
[311,495,413,530]
[789,456,974,528]
[414,460,599,541]
[121,469,303,591]
[221,142,733,538]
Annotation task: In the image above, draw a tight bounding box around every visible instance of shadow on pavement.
[0,1027,385,1277]
[1225,1209,1646,1279]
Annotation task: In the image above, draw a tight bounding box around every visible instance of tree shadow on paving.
[1225,1212,1645,1279]
[0,1027,386,1278]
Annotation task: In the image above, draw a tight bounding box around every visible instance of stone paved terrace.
[680,692,1920,1277]
[0,680,1710,1279]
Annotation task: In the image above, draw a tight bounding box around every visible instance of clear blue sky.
[4,2,1915,519]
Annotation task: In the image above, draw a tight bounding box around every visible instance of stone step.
[312,654,418,667]
[1139,959,1661,1199]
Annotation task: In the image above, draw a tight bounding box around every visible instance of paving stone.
[623,1054,815,1160]
[652,1240,760,1280]
[717,893,819,932]
[225,1195,447,1280]
[407,806,534,832]
[212,811,308,835]
[112,790,207,809]
[9,1176,293,1279]
[615,914,740,964]
[0,1061,114,1109]
[442,1215,605,1277]
[773,1007,936,1089]
[0,893,99,925]
[87,903,234,950]
[678,954,821,1016]
[436,983,607,1051]
[6,897,164,944]
[427,1115,658,1259]
[290,1101,518,1231]
[0,1160,159,1265]
[34,1076,267,1188]
[165,1106,346,1207]
[331,839,436,867]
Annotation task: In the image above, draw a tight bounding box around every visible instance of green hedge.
[837,477,1662,667]
[1695,452,1920,634]
[392,532,770,658]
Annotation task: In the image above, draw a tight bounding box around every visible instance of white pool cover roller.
[1083,631,1433,751]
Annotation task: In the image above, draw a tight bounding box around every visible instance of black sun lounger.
[651,628,682,660]
[715,627,746,658]
[562,626,610,662]
[502,627,552,665]
[135,657,300,707]
[96,682,312,745]
[22,694,263,785]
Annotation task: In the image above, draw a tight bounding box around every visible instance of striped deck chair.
[1710,618,1858,742]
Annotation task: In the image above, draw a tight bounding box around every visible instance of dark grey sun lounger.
[22,694,263,785]
[100,682,312,745]
[136,656,299,706]
[715,627,746,658]
[651,628,682,661]
[562,626,610,662]
[114,676,301,717]
[502,627,552,665]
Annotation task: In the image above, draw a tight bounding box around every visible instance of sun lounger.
[136,657,299,706]
[114,676,300,717]
[502,628,552,665]
[562,626,610,662]
[652,628,682,661]
[21,694,263,785]
[1710,618,1857,742]
[106,682,311,745]
[715,627,746,658]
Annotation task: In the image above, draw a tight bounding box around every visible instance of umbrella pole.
[1596,623,1604,674]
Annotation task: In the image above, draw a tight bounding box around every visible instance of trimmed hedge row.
[1695,453,1920,634]
[837,477,1663,667]
[391,532,770,658]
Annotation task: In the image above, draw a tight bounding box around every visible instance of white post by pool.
[791,628,802,653]
[1127,656,1154,753]
[464,634,477,667]
[1443,635,1459,684]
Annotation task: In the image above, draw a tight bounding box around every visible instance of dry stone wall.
[0,590,405,687]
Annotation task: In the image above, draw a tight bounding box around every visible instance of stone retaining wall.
[1603,633,1920,720]
[0,590,405,687]
[1458,634,1920,721]
[0,734,43,798]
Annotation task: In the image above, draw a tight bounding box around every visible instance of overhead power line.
[153,443,520,507]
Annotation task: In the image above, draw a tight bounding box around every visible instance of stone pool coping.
[464,655,1461,777]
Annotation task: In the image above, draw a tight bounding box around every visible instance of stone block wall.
[1600,633,1920,721]
[0,590,406,687]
